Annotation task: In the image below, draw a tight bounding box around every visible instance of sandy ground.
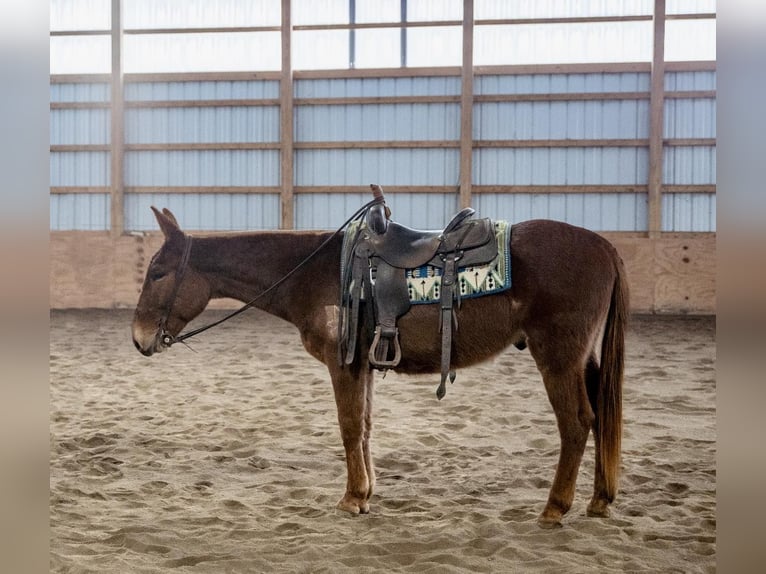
[50,309,715,573]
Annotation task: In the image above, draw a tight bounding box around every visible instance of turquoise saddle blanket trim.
[407,220,511,304]
[341,219,512,305]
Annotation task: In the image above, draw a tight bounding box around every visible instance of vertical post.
[110,0,124,237]
[648,0,666,237]
[280,0,294,229]
[459,0,474,209]
[349,0,356,68]
[400,0,407,67]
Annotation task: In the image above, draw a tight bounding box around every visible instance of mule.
[132,205,628,528]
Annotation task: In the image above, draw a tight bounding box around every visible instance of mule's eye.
[149,269,167,281]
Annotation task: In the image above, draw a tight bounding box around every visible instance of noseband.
[158,235,193,348]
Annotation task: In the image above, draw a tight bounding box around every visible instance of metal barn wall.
[123,79,282,231]
[50,81,111,230]
[51,70,715,233]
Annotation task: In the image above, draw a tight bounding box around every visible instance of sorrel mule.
[132,206,628,528]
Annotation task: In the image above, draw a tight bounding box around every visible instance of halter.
[158,235,193,347]
[157,195,385,349]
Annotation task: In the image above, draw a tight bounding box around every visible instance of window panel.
[665,19,716,61]
[124,32,281,73]
[475,0,652,19]
[407,26,461,67]
[355,29,401,68]
[294,30,349,70]
[50,36,111,74]
[356,0,401,23]
[50,0,110,31]
[124,0,280,29]
[408,0,463,22]
[474,22,653,65]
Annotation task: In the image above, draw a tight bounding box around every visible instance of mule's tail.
[598,255,628,501]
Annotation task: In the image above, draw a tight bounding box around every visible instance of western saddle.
[339,185,499,399]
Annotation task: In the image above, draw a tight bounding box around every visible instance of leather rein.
[157,196,385,349]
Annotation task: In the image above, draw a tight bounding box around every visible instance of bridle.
[158,235,193,347]
[156,195,385,349]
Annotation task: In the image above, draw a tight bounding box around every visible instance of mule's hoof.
[337,495,370,515]
[586,499,611,518]
[537,506,565,529]
[537,515,563,529]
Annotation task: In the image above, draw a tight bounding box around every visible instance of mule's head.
[132,207,211,356]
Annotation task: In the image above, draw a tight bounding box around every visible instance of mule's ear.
[161,208,180,227]
[151,206,184,242]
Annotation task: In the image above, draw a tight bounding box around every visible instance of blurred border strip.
[0,1,51,573]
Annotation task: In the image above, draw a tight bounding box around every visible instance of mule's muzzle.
[133,337,155,356]
[131,325,166,357]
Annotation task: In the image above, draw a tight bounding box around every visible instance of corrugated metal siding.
[295,192,369,230]
[125,193,280,231]
[475,100,649,139]
[474,148,648,185]
[295,77,461,98]
[50,82,110,103]
[664,71,716,91]
[124,150,279,186]
[661,69,716,231]
[51,109,110,145]
[664,99,715,138]
[50,80,111,230]
[122,79,281,229]
[663,146,715,185]
[50,66,715,233]
[295,149,459,186]
[476,72,650,94]
[662,193,716,232]
[51,152,110,186]
[50,194,110,231]
[125,80,280,101]
[296,103,459,141]
[295,192,460,230]
[125,107,279,144]
[473,193,647,232]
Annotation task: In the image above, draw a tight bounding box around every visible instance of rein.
[159,196,385,348]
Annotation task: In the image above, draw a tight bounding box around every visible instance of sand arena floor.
[50,309,715,573]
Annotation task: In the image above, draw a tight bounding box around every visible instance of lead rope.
[162,196,385,348]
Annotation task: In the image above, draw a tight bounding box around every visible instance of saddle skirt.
[340,219,512,305]
[338,216,513,399]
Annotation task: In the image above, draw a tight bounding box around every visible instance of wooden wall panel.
[653,234,716,313]
[605,235,656,312]
[50,232,116,308]
[50,232,715,314]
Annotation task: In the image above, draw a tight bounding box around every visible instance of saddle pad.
[406,220,511,304]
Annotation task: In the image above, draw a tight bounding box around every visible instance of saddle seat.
[339,186,500,400]
[367,207,496,269]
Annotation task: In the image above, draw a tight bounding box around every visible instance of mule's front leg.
[331,364,374,514]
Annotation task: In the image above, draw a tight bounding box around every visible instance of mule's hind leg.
[533,359,594,528]
[584,354,611,517]
[329,362,374,514]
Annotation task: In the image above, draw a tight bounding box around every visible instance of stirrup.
[368,326,402,368]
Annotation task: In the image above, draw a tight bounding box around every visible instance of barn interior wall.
[50,2,716,314]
